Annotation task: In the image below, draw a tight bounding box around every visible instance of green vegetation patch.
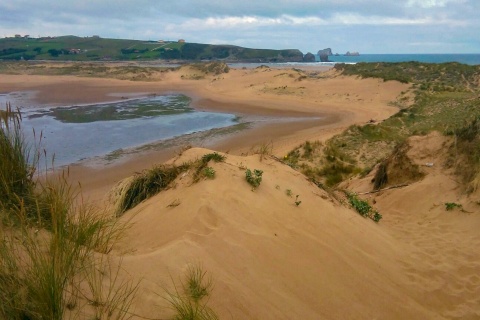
[347,192,382,222]
[445,202,463,211]
[0,36,304,62]
[245,168,263,189]
[286,62,480,191]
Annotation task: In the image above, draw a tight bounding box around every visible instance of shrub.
[245,169,263,189]
[445,202,462,211]
[194,152,226,182]
[203,167,216,179]
[295,195,302,207]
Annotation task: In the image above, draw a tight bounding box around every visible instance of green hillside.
[0,35,304,62]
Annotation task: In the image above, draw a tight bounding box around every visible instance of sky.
[1,0,479,54]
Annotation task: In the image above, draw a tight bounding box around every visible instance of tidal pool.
[20,94,237,167]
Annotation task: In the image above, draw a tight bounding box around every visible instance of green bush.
[445,202,462,211]
[203,167,216,179]
[245,169,263,189]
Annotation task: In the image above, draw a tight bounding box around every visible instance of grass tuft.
[201,152,226,164]
[113,164,190,217]
[163,264,218,320]
[0,104,39,222]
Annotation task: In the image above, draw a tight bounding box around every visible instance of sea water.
[229,53,480,69]
[19,94,237,167]
[320,54,480,65]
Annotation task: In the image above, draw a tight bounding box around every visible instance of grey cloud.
[0,0,478,53]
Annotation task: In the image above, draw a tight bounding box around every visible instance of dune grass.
[113,164,191,217]
[0,104,39,222]
[0,105,136,320]
[112,152,227,217]
[163,264,218,320]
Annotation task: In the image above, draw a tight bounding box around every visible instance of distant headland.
[0,34,323,63]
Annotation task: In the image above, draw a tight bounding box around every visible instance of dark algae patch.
[29,95,193,123]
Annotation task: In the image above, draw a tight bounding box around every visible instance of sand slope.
[344,132,480,319]
[113,148,446,319]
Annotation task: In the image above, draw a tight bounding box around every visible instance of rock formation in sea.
[317,48,333,62]
[303,52,316,62]
[345,51,360,56]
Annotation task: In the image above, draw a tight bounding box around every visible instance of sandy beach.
[2,64,479,319]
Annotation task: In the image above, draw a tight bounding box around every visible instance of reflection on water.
[20,94,236,167]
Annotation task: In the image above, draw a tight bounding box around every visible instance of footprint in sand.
[187,205,220,238]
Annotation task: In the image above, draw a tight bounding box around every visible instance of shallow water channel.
[19,94,237,167]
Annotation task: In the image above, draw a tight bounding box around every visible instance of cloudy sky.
[1,0,479,54]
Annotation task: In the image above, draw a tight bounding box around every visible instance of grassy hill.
[0,35,304,62]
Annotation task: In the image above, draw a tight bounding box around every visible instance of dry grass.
[372,141,425,190]
[447,116,480,192]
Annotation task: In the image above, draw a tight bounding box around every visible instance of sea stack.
[317,48,333,62]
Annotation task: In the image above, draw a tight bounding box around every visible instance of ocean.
[319,54,480,65]
[19,94,237,167]
[229,53,480,69]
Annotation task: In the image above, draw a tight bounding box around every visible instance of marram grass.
[0,103,136,320]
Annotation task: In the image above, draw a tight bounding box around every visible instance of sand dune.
[110,133,480,319]
[2,65,479,318]
[113,148,441,319]
[344,132,480,319]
